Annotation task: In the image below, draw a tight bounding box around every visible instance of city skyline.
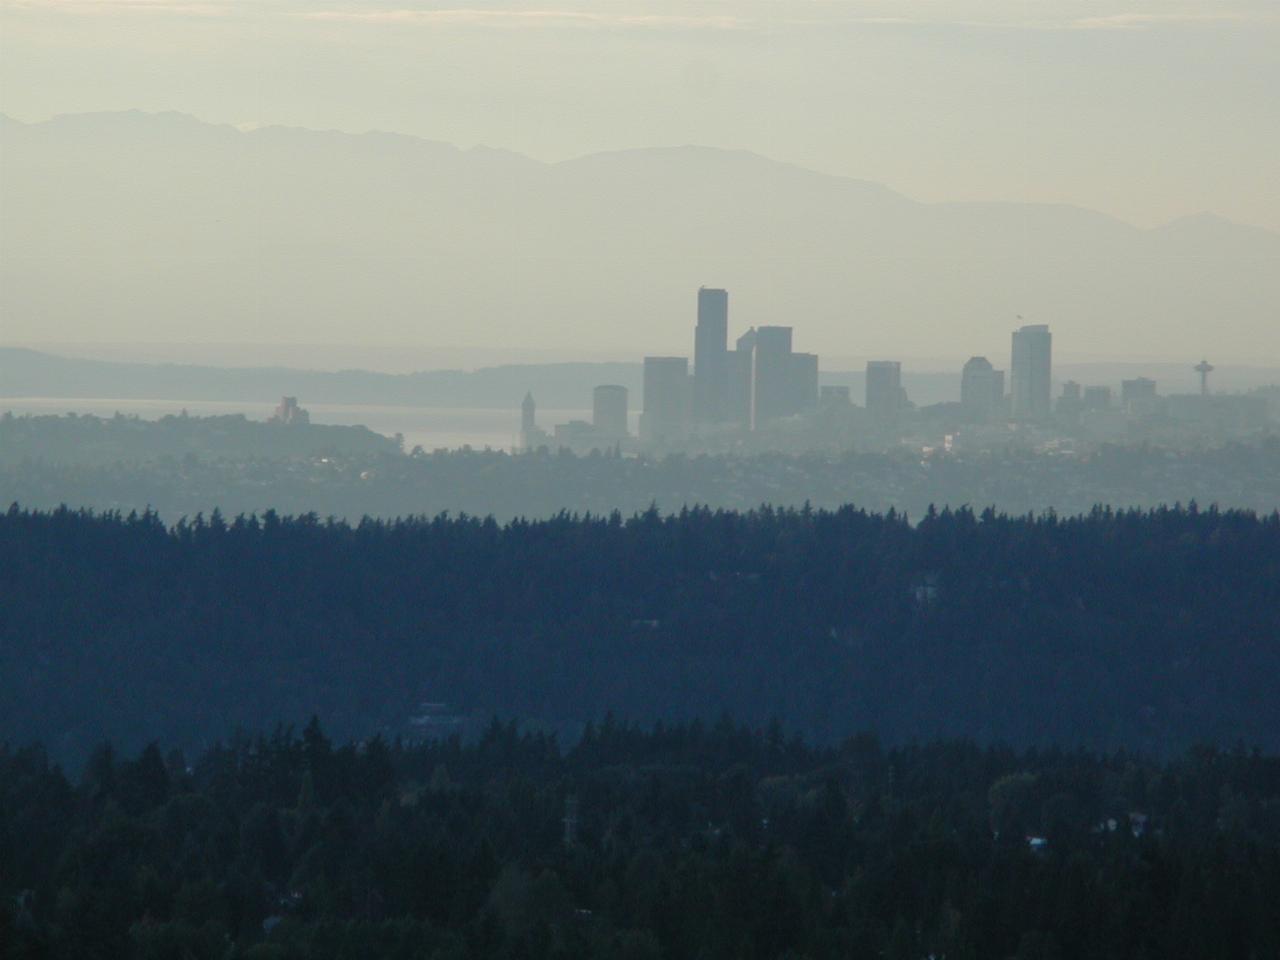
[3,3,1278,953]
[506,285,1268,456]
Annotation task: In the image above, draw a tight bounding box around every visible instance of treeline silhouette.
[2,502,1279,767]
[3,722,1279,959]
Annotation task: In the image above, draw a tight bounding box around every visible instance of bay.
[0,397,604,453]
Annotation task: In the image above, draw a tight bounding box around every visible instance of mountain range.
[6,347,1276,412]
[2,110,1278,362]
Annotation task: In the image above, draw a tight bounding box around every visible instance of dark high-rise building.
[865,361,904,420]
[789,353,820,414]
[520,392,537,448]
[752,326,794,425]
[1011,323,1052,420]
[714,320,819,430]
[1083,385,1112,411]
[1121,377,1157,407]
[730,328,757,427]
[641,357,690,445]
[592,385,629,439]
[693,287,729,423]
[960,356,1005,421]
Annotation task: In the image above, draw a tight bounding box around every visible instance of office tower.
[726,325,818,429]
[641,357,690,444]
[961,356,1004,421]
[789,353,820,414]
[730,328,757,426]
[592,384,629,439]
[521,392,537,449]
[865,361,904,420]
[693,287,729,423]
[1121,377,1157,405]
[1083,385,1112,410]
[752,326,794,425]
[1010,323,1052,420]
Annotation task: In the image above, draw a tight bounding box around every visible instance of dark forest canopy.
[2,502,1279,768]
[3,723,1280,959]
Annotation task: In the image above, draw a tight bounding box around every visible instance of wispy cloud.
[301,8,747,31]
[2,0,232,15]
[6,0,1277,32]
[1069,12,1266,30]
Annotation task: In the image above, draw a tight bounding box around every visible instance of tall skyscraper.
[521,391,537,448]
[865,361,904,420]
[730,327,819,428]
[960,356,1004,421]
[730,328,757,427]
[1010,323,1052,420]
[641,357,690,445]
[789,353,820,414]
[693,287,729,423]
[752,326,794,426]
[592,384,629,439]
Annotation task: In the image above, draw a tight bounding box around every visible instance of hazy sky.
[3,0,1279,232]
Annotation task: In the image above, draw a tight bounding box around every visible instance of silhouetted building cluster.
[522,384,633,453]
[516,289,1271,456]
[641,288,820,445]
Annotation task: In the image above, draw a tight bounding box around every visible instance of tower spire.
[1193,359,1214,397]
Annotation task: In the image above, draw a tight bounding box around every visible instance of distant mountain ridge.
[0,347,643,410]
[2,110,1278,361]
[4,347,1277,415]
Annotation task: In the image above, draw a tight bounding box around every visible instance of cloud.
[1069,12,1264,30]
[2,0,232,15]
[7,0,1276,33]
[300,7,747,31]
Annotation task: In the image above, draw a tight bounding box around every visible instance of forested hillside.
[3,724,1279,959]
[6,439,1280,523]
[2,503,1278,766]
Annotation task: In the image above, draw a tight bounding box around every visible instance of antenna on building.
[1194,359,1214,397]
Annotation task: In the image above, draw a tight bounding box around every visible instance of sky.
[3,0,1279,233]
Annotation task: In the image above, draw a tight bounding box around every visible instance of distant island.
[0,406,399,466]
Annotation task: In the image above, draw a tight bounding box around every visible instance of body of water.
[0,397,606,452]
